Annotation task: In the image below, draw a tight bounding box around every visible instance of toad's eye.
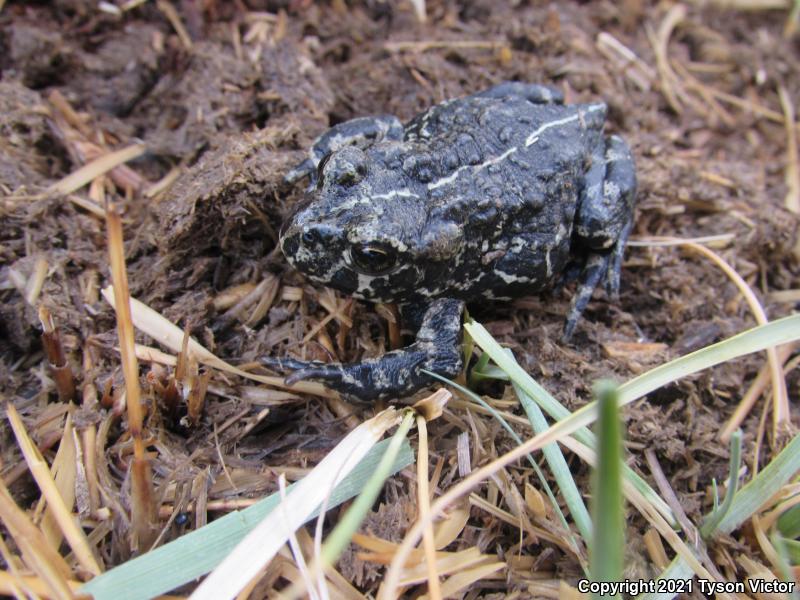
[350,243,398,275]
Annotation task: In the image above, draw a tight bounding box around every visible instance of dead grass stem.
[156,0,193,50]
[683,243,790,439]
[103,286,335,398]
[105,203,157,550]
[6,404,101,577]
[596,32,656,91]
[637,237,790,441]
[0,570,81,600]
[39,307,76,403]
[379,413,587,598]
[779,86,800,216]
[708,86,800,130]
[415,415,442,600]
[48,144,146,197]
[648,5,689,115]
[25,258,48,306]
[384,40,506,52]
[723,343,796,445]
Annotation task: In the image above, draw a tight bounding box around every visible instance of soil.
[1,0,799,596]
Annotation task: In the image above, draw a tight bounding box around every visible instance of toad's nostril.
[302,229,316,245]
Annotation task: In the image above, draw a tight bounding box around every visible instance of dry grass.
[1,1,799,598]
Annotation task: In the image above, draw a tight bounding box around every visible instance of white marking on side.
[586,182,602,201]
[545,248,552,277]
[510,236,526,253]
[427,147,518,191]
[336,189,420,211]
[495,270,529,284]
[371,189,419,201]
[605,149,626,162]
[525,104,605,147]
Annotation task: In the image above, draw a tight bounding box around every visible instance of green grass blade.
[320,411,415,565]
[423,369,585,560]
[514,383,593,542]
[464,319,674,523]
[637,558,695,600]
[777,537,800,566]
[769,533,800,600]
[778,503,800,539]
[638,432,800,599]
[616,314,800,405]
[590,381,624,594]
[79,438,414,600]
[466,313,800,526]
[715,432,800,535]
[467,313,800,420]
[700,430,742,538]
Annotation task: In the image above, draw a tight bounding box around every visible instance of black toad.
[268,82,636,401]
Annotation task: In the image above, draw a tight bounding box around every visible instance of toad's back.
[397,96,608,300]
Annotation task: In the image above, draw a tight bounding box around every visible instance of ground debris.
[134,37,333,159]
[152,125,301,264]
[0,81,65,189]
[0,1,798,597]
[68,23,164,117]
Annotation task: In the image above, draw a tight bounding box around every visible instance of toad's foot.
[563,253,609,341]
[561,221,632,342]
[259,356,320,373]
[603,218,634,300]
[261,298,464,401]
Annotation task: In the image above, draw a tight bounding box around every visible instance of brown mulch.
[1,0,799,596]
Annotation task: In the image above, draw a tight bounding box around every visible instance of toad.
[269,82,636,401]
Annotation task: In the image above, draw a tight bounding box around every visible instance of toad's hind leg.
[473,82,564,105]
[564,135,636,340]
[285,115,403,187]
[260,298,465,401]
[563,254,608,341]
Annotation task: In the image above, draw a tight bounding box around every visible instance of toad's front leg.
[262,298,465,401]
